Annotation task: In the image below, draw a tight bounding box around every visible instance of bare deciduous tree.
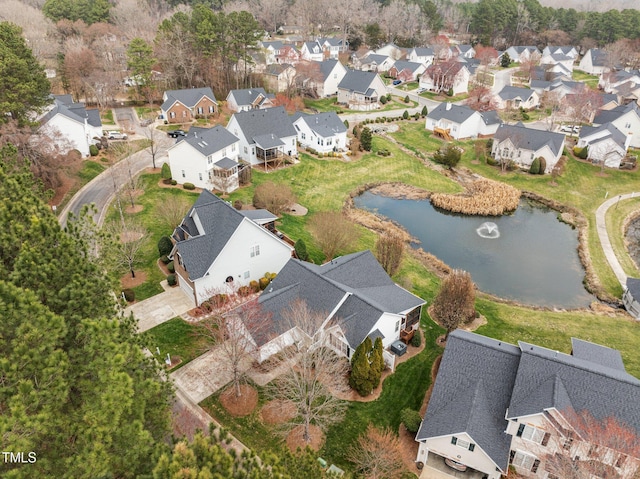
[197,298,269,398]
[155,196,192,232]
[347,424,406,479]
[563,85,603,127]
[107,219,146,278]
[374,233,404,277]
[309,211,359,262]
[252,181,296,216]
[465,85,498,112]
[143,126,165,169]
[432,269,475,338]
[268,299,348,444]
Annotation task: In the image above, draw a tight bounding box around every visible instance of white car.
[106,131,128,140]
[444,458,468,472]
[416,88,426,94]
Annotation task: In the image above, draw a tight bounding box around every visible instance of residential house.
[375,42,405,60]
[167,125,241,192]
[276,45,301,65]
[388,60,427,82]
[530,64,572,83]
[622,277,640,319]
[318,37,348,59]
[577,123,631,168]
[300,41,324,62]
[407,47,435,67]
[312,59,347,97]
[492,123,565,172]
[38,94,102,157]
[420,62,470,96]
[530,79,581,100]
[171,190,294,306]
[454,44,476,59]
[496,86,540,110]
[357,53,395,73]
[600,70,640,95]
[539,53,575,72]
[254,251,425,363]
[292,111,348,153]
[263,63,297,93]
[226,88,275,113]
[599,92,620,110]
[503,46,540,63]
[593,102,640,148]
[337,70,387,111]
[161,87,217,124]
[541,45,578,59]
[415,330,640,479]
[278,25,304,35]
[578,48,611,75]
[259,40,284,64]
[425,103,502,139]
[226,106,297,168]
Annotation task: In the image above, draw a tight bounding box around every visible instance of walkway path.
[126,282,194,332]
[595,192,640,288]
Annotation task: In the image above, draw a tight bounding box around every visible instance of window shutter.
[451,437,457,445]
[542,432,551,446]
[509,450,516,463]
[469,443,475,452]
[532,459,540,473]
[517,423,525,437]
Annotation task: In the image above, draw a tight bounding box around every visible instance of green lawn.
[606,196,640,278]
[101,109,115,125]
[136,106,157,120]
[420,91,469,102]
[572,69,600,89]
[142,317,209,370]
[77,160,106,184]
[397,82,419,91]
[303,97,417,114]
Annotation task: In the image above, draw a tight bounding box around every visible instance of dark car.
[392,79,402,85]
[168,129,186,138]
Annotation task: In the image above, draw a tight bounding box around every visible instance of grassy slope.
[142,317,209,370]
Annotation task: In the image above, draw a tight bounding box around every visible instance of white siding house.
[425,103,502,139]
[492,123,565,172]
[292,111,348,153]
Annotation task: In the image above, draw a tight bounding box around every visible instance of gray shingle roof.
[214,157,238,169]
[173,190,245,280]
[362,53,388,65]
[497,85,535,101]
[239,209,277,225]
[317,59,340,81]
[427,103,477,123]
[40,95,102,128]
[494,123,565,157]
[588,48,609,67]
[594,102,640,125]
[162,87,217,111]
[508,341,640,435]
[178,125,239,156]
[338,70,380,94]
[294,111,347,138]
[410,47,434,57]
[579,123,627,150]
[391,60,422,74]
[571,338,626,371]
[227,88,273,108]
[230,106,297,144]
[257,251,425,349]
[416,330,521,472]
[253,133,285,149]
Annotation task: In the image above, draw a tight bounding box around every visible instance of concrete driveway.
[170,345,252,403]
[126,284,194,332]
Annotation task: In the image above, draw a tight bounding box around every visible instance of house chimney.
[446,102,452,111]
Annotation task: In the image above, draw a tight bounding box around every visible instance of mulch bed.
[219,384,258,417]
[260,399,297,425]
[286,424,324,452]
[120,270,147,290]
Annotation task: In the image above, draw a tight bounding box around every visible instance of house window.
[208,157,212,164]
[511,450,537,471]
[625,122,631,129]
[244,146,248,154]
[516,424,547,444]
[301,132,306,140]
[451,437,475,451]
[197,106,203,114]
[250,245,260,257]
[181,170,186,178]
[182,110,187,117]
[170,111,176,118]
[251,147,255,154]
[327,138,332,145]
[232,144,236,151]
[209,105,214,113]
[395,321,400,332]
[199,173,202,181]
[243,270,250,279]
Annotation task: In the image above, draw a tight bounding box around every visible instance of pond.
[354,191,594,308]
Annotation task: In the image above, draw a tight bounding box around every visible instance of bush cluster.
[122,289,135,302]
[183,182,196,190]
[401,408,423,433]
[167,261,175,274]
[377,148,391,157]
[158,236,173,256]
[167,274,177,286]
[89,144,99,156]
[410,329,422,347]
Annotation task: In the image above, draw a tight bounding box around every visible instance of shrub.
[360,127,372,151]
[410,329,422,347]
[183,182,196,190]
[249,280,260,292]
[89,144,99,156]
[386,93,391,101]
[253,181,296,215]
[233,199,243,210]
[167,274,177,286]
[161,163,171,180]
[403,95,410,103]
[529,157,541,174]
[258,276,270,290]
[413,112,420,120]
[294,239,309,261]
[160,255,170,264]
[162,178,172,185]
[521,111,530,120]
[158,236,173,256]
[211,294,228,308]
[486,157,498,166]
[238,285,252,296]
[421,105,428,117]
[167,261,175,274]
[352,125,360,138]
[380,95,388,105]
[377,148,391,157]
[446,88,453,97]
[538,157,547,174]
[100,157,109,163]
[171,179,177,185]
[433,143,461,169]
[122,289,135,302]
[343,119,349,128]
[574,146,588,159]
[401,408,422,433]
[402,110,409,119]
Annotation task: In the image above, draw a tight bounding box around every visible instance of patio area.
[420,453,488,479]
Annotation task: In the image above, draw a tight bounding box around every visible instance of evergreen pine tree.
[369,337,385,388]
[349,340,373,396]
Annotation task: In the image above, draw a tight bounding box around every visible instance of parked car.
[392,79,402,85]
[444,459,468,472]
[168,129,186,138]
[106,131,128,140]
[416,88,426,94]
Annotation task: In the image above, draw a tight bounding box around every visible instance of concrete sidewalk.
[126,282,194,332]
[595,192,639,289]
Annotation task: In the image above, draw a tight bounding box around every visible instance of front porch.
[420,453,487,479]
